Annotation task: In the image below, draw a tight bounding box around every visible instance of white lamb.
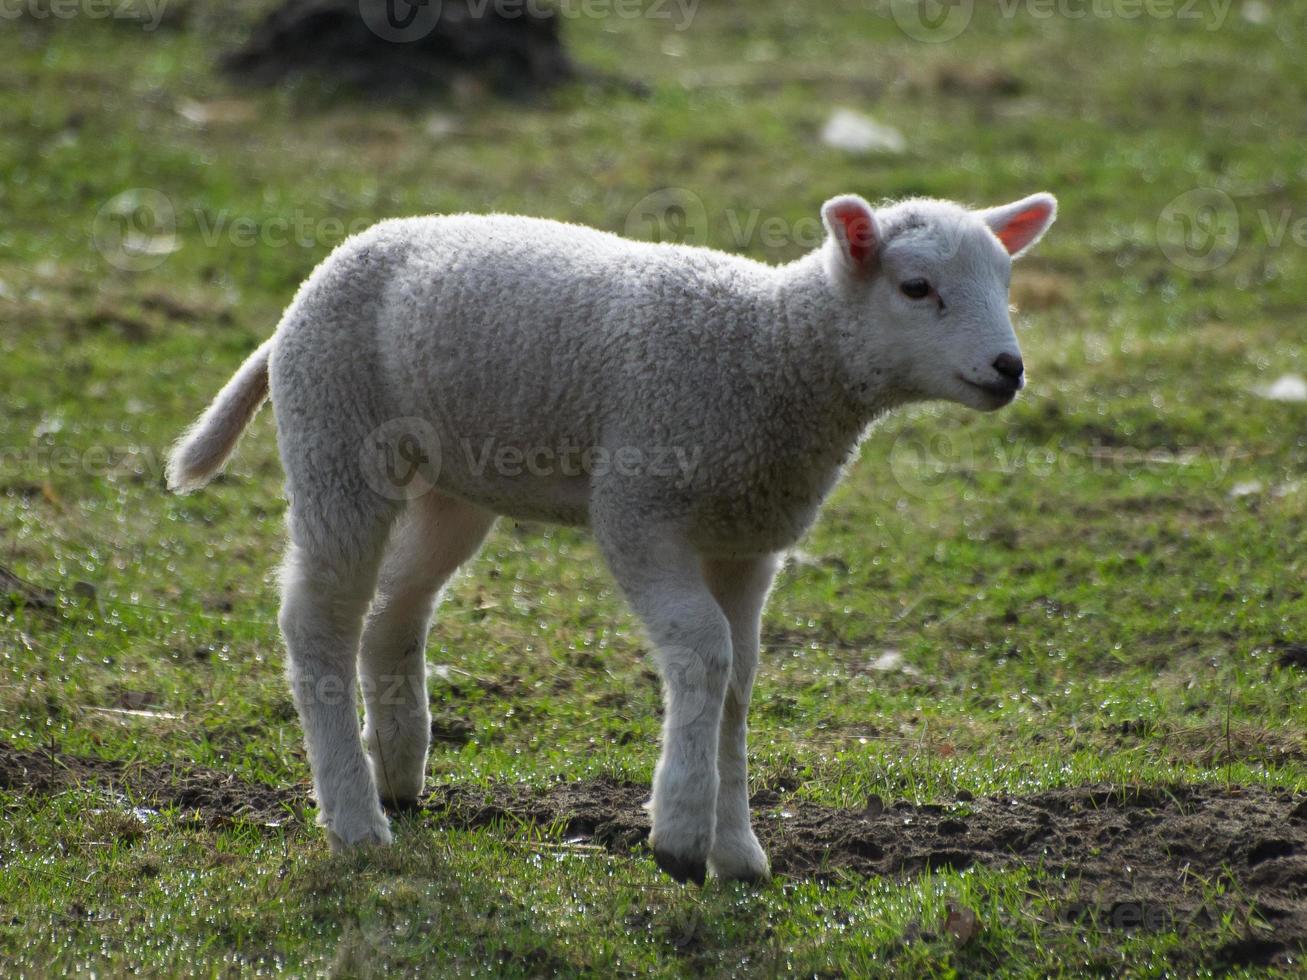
[167,191,1056,884]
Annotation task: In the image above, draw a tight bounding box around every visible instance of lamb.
[166,191,1056,885]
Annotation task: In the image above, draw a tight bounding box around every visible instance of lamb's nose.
[993,353,1024,381]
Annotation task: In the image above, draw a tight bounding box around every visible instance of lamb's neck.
[771,251,906,431]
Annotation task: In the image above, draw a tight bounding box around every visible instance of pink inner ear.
[995,203,1052,255]
[833,204,875,265]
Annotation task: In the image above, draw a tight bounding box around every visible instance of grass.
[1,0,1305,975]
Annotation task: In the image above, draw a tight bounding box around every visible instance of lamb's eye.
[900,279,931,300]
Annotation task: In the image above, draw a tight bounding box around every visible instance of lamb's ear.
[979,192,1057,258]
[821,194,880,279]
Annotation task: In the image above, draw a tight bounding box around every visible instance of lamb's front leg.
[595,521,731,886]
[703,554,779,883]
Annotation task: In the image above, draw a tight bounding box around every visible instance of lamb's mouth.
[957,374,1020,403]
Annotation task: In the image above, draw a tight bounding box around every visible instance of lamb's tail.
[166,339,273,493]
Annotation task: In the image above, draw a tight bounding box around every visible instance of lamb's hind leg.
[279,499,397,852]
[360,493,495,808]
[702,554,779,883]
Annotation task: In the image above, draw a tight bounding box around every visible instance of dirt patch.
[222,0,574,97]
[4,741,1304,964]
[1276,642,1307,670]
[0,565,57,613]
[427,776,651,852]
[0,743,305,827]
[428,780,1307,958]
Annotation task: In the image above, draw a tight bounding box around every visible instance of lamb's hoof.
[381,797,421,815]
[712,863,771,886]
[653,848,707,886]
[709,833,772,884]
[325,812,393,854]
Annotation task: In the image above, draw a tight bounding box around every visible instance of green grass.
[1,0,1305,975]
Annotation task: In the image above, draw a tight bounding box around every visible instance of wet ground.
[4,741,1304,968]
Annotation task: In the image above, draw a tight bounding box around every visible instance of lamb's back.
[365,214,780,445]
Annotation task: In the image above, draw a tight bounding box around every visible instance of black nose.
[992,353,1024,382]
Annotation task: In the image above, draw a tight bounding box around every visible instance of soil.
[0,742,305,827]
[221,0,574,96]
[0,564,57,612]
[4,740,1304,968]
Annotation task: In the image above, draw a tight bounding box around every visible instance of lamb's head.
[816,192,1056,413]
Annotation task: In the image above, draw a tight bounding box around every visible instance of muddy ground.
[3,741,1304,968]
